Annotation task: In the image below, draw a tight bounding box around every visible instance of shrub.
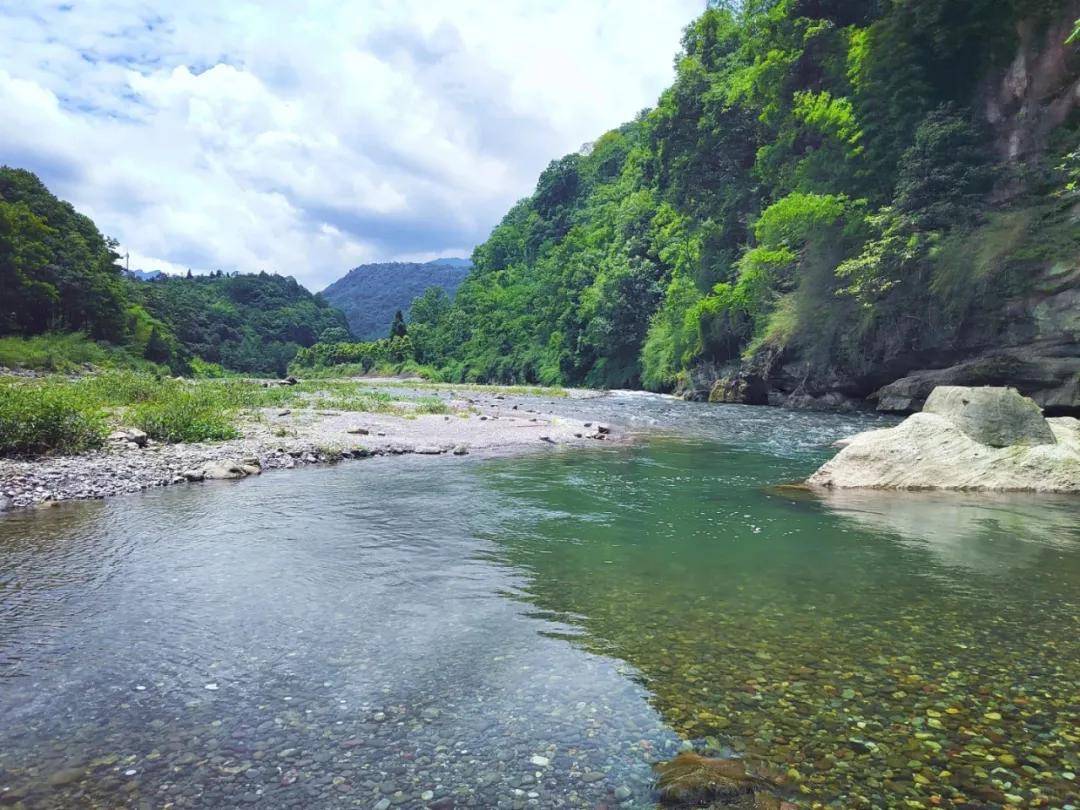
[129,389,239,443]
[412,396,450,415]
[0,381,106,456]
[189,357,228,378]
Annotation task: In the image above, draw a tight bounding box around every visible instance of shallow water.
[1,395,1078,809]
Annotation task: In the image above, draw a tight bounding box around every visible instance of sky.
[0,1,703,289]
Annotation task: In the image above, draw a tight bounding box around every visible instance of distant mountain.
[124,269,166,281]
[425,257,471,269]
[321,258,472,340]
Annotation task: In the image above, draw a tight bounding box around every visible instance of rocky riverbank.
[0,383,617,512]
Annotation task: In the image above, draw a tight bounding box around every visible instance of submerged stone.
[654,751,774,806]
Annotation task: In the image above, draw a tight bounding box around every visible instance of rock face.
[922,386,1056,447]
[708,374,769,406]
[872,349,1080,415]
[808,387,1080,492]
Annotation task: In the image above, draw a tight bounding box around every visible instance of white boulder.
[922,386,1055,447]
[201,459,262,480]
[808,387,1080,493]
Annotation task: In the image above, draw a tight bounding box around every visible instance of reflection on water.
[817,488,1080,575]
[1,395,1078,809]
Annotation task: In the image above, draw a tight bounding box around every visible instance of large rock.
[808,386,1079,492]
[108,428,149,447]
[922,386,1056,447]
[872,350,1080,414]
[201,459,262,480]
[709,374,768,405]
[652,752,783,809]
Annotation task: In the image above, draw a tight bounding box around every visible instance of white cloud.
[0,0,702,289]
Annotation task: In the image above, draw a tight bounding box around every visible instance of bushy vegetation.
[291,334,416,374]
[0,382,107,456]
[128,390,240,443]
[1,166,351,376]
[403,0,1078,390]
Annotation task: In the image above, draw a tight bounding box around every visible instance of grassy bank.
[0,333,166,374]
[0,372,466,458]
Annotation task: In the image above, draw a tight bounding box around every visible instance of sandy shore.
[0,383,619,512]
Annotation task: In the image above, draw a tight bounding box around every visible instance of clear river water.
[1,393,1078,809]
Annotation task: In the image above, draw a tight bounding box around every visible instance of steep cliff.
[738,5,1080,414]
[410,2,1079,411]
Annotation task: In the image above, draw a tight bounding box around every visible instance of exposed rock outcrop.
[709,374,769,406]
[983,4,1080,163]
[873,348,1080,415]
[698,5,1080,417]
[808,387,1080,492]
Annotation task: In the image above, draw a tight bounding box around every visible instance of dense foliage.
[291,334,416,376]
[411,0,1079,391]
[320,259,471,340]
[128,273,349,375]
[1,167,132,341]
[0,167,350,375]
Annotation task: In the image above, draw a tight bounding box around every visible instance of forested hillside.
[1,167,134,343]
[0,167,349,375]
[412,0,1079,412]
[128,273,349,375]
[321,258,471,340]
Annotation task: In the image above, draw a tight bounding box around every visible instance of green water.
[477,433,1080,808]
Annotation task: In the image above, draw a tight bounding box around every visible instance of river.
[1,393,1078,808]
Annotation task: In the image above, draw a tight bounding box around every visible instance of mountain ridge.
[321,257,471,341]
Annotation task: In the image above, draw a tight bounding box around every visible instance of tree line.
[396,0,1079,392]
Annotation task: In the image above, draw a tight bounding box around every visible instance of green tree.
[319,325,351,344]
[0,167,128,340]
[143,326,171,364]
[894,104,995,229]
[390,309,408,338]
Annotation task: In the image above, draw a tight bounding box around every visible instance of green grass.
[0,373,245,455]
[129,389,240,443]
[0,381,107,456]
[412,396,451,414]
[0,333,163,374]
